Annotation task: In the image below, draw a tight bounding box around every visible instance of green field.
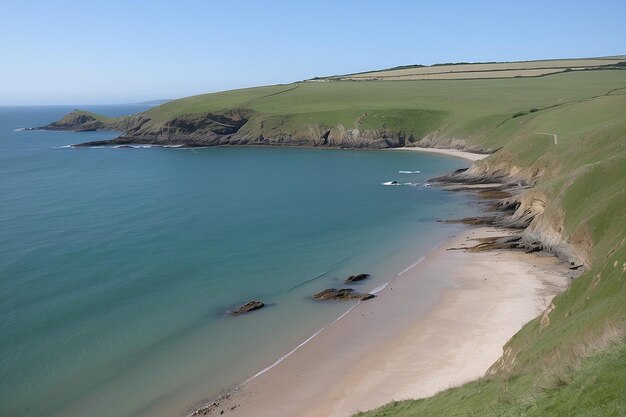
[74,64,626,416]
[324,56,626,80]
[140,70,625,146]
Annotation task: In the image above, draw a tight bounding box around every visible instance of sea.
[0,105,478,417]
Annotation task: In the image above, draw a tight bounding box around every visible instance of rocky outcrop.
[312,289,375,301]
[345,274,370,283]
[35,111,107,131]
[73,109,254,147]
[34,110,146,133]
[433,160,587,267]
[230,301,264,315]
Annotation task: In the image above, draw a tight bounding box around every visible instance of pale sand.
[204,227,569,417]
[391,147,489,162]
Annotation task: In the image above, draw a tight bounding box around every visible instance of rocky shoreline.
[430,164,587,269]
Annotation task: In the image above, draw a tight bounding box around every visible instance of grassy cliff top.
[145,70,625,125]
[129,69,626,156]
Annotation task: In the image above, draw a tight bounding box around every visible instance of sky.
[1,0,625,105]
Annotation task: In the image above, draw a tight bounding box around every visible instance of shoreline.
[188,226,570,417]
[391,146,491,162]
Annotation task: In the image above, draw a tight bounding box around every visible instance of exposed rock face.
[312,289,375,301]
[40,108,442,149]
[345,273,370,283]
[433,160,587,267]
[230,301,264,315]
[37,112,106,132]
[232,125,410,149]
[35,110,146,133]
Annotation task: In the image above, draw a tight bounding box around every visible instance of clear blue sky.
[1,0,625,104]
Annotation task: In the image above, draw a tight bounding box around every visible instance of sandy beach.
[393,146,490,162]
[191,226,570,417]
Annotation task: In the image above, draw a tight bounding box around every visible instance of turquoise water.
[0,106,477,417]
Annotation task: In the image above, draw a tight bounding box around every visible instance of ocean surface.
[0,106,478,417]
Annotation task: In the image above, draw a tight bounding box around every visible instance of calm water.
[0,106,477,417]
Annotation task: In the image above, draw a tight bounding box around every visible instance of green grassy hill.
[135,70,625,149]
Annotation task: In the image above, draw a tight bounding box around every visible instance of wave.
[112,144,154,149]
[398,170,421,174]
[287,255,352,292]
[55,145,74,149]
[14,128,26,132]
[383,181,424,187]
[369,282,389,294]
[397,256,426,276]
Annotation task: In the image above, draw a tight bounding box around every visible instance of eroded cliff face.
[42,109,423,149]
[233,124,410,148]
[438,157,590,267]
[118,109,254,146]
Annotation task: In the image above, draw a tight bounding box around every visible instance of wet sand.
[191,227,569,417]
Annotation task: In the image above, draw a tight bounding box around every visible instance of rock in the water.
[312,288,375,301]
[345,273,370,283]
[230,300,264,315]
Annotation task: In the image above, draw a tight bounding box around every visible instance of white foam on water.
[382,181,400,186]
[398,170,421,174]
[14,128,26,132]
[397,256,426,276]
[369,282,389,294]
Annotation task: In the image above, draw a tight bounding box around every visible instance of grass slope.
[355,342,626,417]
[138,70,625,150]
